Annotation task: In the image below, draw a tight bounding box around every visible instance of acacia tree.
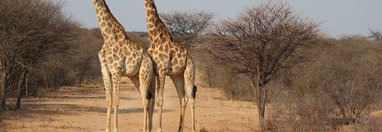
[368,29,382,40]
[160,11,214,47]
[0,0,77,110]
[208,2,320,130]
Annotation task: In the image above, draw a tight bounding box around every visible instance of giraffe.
[92,0,156,131]
[143,0,197,132]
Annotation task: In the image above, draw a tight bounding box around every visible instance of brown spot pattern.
[172,58,178,65]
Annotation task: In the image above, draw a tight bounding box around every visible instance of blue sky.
[60,0,382,37]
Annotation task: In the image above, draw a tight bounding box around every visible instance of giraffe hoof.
[156,128,162,132]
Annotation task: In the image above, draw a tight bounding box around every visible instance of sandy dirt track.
[0,77,259,132]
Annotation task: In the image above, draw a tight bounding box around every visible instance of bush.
[269,37,382,131]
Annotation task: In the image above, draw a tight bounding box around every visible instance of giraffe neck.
[143,0,172,44]
[92,0,129,42]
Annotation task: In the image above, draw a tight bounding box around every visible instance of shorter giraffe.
[143,0,197,131]
[92,0,155,132]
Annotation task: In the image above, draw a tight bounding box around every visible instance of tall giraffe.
[143,0,197,132]
[92,0,156,132]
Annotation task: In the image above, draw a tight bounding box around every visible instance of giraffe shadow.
[88,107,173,114]
[41,95,136,100]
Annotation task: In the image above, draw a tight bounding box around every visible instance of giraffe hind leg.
[184,60,196,132]
[130,75,149,131]
[139,74,151,132]
[135,55,156,132]
[148,93,155,132]
[148,75,156,132]
[171,74,187,132]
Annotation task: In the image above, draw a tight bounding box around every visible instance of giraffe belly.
[167,63,186,76]
[165,58,186,76]
[121,61,140,77]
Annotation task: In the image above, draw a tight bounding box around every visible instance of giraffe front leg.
[106,96,112,132]
[112,72,121,132]
[100,63,112,132]
[156,72,166,132]
[105,88,112,132]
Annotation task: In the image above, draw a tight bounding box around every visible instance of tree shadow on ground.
[0,119,6,132]
[1,97,173,119]
[0,99,173,131]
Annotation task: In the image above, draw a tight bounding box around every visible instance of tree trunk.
[257,86,267,131]
[0,67,9,110]
[25,73,29,96]
[254,66,267,131]
[15,69,28,110]
[0,75,6,110]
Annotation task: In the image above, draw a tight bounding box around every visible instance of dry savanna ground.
[1,77,382,132]
[0,77,259,132]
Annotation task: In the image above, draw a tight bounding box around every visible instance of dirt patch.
[1,78,259,131]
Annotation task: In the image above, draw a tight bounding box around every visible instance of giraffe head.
[147,0,154,3]
[93,0,105,4]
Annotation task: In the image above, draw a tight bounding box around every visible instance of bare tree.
[0,0,77,110]
[208,1,320,130]
[160,11,214,47]
[368,29,382,40]
[70,28,103,85]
